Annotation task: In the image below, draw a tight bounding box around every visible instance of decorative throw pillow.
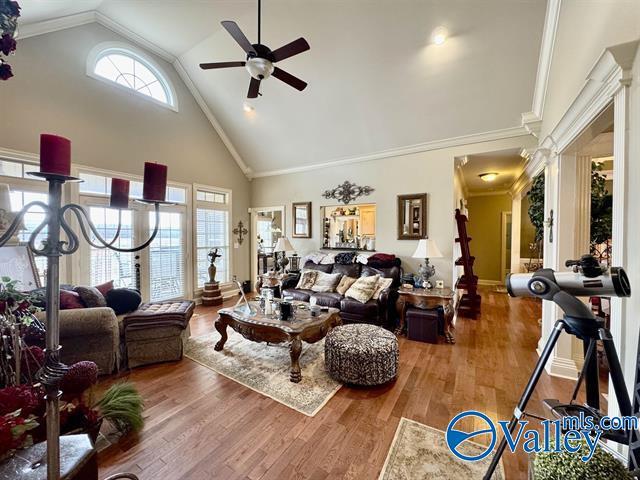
[320,252,337,264]
[106,288,142,315]
[60,290,85,310]
[302,251,326,265]
[345,274,380,304]
[335,252,357,264]
[73,286,107,308]
[94,280,114,298]
[372,277,393,300]
[335,276,357,295]
[355,253,372,265]
[311,272,342,293]
[295,270,318,290]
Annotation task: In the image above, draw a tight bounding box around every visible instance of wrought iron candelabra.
[0,171,172,480]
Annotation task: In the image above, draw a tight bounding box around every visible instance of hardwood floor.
[98,288,578,479]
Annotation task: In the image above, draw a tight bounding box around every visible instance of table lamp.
[274,237,295,272]
[412,238,443,289]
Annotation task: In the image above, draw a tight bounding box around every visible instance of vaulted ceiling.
[18,0,546,176]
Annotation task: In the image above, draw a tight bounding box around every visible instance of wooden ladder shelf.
[454,208,481,318]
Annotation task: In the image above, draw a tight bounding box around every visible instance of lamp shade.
[412,238,443,259]
[273,237,295,253]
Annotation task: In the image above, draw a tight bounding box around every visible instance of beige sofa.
[37,306,191,374]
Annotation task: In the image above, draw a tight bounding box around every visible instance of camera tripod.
[484,269,638,479]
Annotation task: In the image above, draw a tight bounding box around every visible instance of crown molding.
[521,0,562,137]
[173,60,252,178]
[467,190,510,198]
[18,10,252,180]
[17,11,96,39]
[252,125,530,178]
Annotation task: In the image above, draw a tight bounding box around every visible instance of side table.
[396,287,456,343]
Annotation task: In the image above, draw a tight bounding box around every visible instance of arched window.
[88,43,177,110]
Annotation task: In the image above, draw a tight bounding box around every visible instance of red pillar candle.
[40,134,71,176]
[110,178,130,209]
[142,162,168,202]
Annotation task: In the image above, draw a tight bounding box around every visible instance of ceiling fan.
[199,0,310,99]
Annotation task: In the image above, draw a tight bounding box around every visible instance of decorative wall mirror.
[320,204,376,250]
[398,194,427,240]
[292,202,312,238]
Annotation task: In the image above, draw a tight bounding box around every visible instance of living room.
[1,1,640,479]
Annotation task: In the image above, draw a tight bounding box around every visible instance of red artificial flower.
[0,62,13,80]
[0,34,16,55]
[0,385,44,417]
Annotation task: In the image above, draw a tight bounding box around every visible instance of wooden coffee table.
[214,301,341,382]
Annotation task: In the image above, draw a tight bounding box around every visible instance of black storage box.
[406,307,442,344]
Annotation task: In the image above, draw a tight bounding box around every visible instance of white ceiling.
[18,0,546,176]
[461,148,526,194]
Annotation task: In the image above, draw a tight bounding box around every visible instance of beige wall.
[251,136,532,288]
[0,23,251,282]
[540,0,640,139]
[466,194,512,282]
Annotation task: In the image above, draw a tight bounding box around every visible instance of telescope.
[506,254,631,298]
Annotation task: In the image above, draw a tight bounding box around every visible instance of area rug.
[184,331,341,416]
[379,418,504,480]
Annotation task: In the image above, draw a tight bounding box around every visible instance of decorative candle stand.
[0,162,173,479]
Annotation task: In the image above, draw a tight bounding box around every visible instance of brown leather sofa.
[281,260,402,328]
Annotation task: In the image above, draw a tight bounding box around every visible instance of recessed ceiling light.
[432,26,448,45]
[243,101,255,113]
[479,172,499,182]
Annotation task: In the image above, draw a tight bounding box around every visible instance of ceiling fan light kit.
[199,0,310,100]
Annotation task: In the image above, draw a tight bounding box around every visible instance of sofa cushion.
[106,288,142,315]
[73,286,107,308]
[310,292,343,308]
[60,290,85,310]
[372,277,393,300]
[362,265,402,288]
[95,280,114,298]
[282,288,313,302]
[311,271,342,293]
[295,270,318,289]
[345,274,380,304]
[333,263,361,278]
[336,276,357,295]
[303,261,334,273]
[340,298,379,318]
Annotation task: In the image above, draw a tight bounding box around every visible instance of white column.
[510,193,522,274]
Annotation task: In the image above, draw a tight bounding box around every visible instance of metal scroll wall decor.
[233,220,249,244]
[322,181,374,205]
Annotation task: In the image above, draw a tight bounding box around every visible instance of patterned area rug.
[379,418,504,480]
[184,331,341,416]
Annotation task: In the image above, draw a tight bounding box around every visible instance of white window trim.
[86,41,179,112]
[193,183,233,293]
[70,164,193,301]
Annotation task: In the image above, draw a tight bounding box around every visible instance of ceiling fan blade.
[221,20,257,55]
[247,77,261,98]
[272,67,307,91]
[271,37,310,62]
[200,61,246,70]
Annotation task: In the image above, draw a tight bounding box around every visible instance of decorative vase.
[208,263,217,283]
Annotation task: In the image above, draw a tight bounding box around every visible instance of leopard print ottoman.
[324,323,399,385]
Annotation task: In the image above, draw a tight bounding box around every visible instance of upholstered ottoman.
[122,300,195,368]
[324,324,399,385]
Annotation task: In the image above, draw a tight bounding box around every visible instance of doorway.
[250,206,285,287]
[501,211,512,280]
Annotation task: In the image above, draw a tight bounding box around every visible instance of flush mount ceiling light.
[479,172,499,182]
[243,101,254,112]
[432,26,448,45]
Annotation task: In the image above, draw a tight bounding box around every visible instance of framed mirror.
[292,202,312,238]
[398,194,427,240]
[320,204,376,250]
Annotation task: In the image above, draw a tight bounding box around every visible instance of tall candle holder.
[0,170,173,480]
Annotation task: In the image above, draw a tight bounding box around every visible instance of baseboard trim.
[535,347,580,380]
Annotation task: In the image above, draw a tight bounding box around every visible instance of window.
[88,44,177,110]
[149,211,185,301]
[9,190,48,285]
[87,207,135,289]
[195,188,230,288]
[79,173,186,204]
